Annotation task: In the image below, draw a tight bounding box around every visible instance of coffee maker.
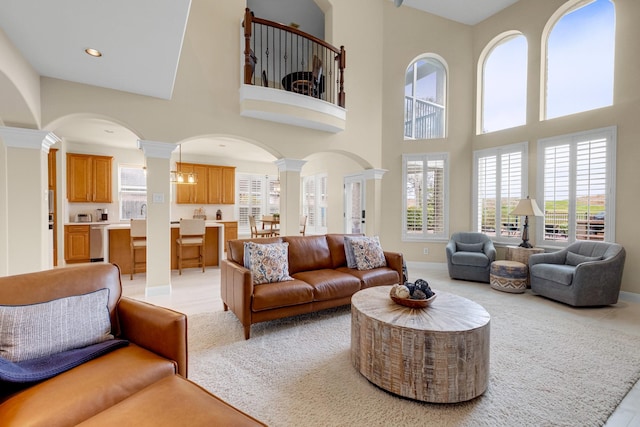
[97,208,108,222]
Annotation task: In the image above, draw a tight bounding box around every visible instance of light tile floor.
[122,264,640,427]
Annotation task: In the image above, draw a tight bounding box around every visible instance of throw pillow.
[456,242,484,253]
[350,236,387,271]
[244,241,294,285]
[343,236,358,269]
[0,288,113,363]
[565,252,602,266]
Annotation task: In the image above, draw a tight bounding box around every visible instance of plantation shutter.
[426,159,445,235]
[474,143,525,240]
[543,144,571,241]
[539,127,614,244]
[477,155,497,234]
[403,153,448,240]
[500,151,523,235]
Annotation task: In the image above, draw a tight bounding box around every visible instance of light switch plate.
[152,193,165,203]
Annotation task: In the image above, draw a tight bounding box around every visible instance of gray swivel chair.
[446,232,496,283]
[529,241,625,306]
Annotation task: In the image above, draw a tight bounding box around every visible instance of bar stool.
[130,219,147,280]
[176,218,206,275]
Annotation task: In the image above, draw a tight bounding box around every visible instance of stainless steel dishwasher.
[90,225,106,262]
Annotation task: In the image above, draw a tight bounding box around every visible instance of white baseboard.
[620,291,640,303]
[405,261,447,270]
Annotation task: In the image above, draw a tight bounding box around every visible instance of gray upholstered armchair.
[529,241,626,306]
[446,232,496,283]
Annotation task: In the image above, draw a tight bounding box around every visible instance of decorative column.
[275,158,306,236]
[362,169,387,237]
[0,127,59,275]
[137,140,175,296]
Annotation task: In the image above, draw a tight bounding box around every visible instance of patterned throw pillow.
[349,236,387,271]
[244,242,294,285]
[0,288,113,363]
[343,236,358,269]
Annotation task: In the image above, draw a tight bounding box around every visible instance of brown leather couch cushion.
[293,269,361,301]
[76,375,266,427]
[0,344,176,426]
[336,266,401,289]
[252,279,314,311]
[283,235,332,274]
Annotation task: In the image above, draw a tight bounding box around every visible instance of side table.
[506,246,544,265]
[505,246,544,288]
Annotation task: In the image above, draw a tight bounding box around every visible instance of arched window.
[404,56,447,140]
[479,32,528,134]
[543,0,615,120]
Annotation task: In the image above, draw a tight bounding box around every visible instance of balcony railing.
[404,97,445,139]
[243,8,346,108]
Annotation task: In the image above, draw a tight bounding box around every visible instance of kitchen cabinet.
[67,153,113,203]
[176,163,235,205]
[218,221,238,251]
[65,225,90,263]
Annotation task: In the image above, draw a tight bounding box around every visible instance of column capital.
[137,139,177,159]
[274,158,307,172]
[362,168,388,180]
[0,127,59,152]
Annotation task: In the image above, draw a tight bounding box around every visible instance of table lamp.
[510,196,544,248]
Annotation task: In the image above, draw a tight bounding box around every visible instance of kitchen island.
[106,221,224,275]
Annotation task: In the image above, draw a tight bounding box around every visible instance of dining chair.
[299,215,308,236]
[129,219,147,280]
[249,215,274,238]
[176,218,206,275]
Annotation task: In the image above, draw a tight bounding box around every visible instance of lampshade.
[510,197,544,217]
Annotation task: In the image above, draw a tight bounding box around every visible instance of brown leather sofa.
[221,234,404,339]
[0,263,265,427]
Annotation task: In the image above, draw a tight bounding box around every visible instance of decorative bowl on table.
[389,281,436,309]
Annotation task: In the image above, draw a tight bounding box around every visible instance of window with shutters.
[473,142,527,242]
[479,32,527,134]
[236,173,279,235]
[543,0,615,120]
[302,174,327,235]
[537,126,616,245]
[404,55,447,140]
[119,165,146,220]
[402,153,448,241]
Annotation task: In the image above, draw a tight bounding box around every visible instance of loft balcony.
[239,8,347,133]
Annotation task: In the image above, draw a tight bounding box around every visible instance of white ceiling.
[0,0,519,160]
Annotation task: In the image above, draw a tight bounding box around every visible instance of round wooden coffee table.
[351,285,490,403]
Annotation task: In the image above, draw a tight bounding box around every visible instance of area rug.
[188,280,640,427]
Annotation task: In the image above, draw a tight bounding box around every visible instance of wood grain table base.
[351,286,490,403]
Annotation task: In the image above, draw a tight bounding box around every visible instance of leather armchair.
[529,241,626,306]
[446,232,496,283]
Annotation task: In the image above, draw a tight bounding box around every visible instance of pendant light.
[170,144,197,185]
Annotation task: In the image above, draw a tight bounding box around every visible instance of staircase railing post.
[243,8,254,85]
[337,46,346,108]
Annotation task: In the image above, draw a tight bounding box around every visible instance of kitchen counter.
[104,221,225,274]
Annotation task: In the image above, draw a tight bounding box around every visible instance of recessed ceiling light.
[85,48,102,57]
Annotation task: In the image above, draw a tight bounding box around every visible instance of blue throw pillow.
[456,242,484,253]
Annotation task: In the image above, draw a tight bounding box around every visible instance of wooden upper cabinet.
[48,148,57,190]
[67,153,113,203]
[176,163,235,205]
[221,167,235,204]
